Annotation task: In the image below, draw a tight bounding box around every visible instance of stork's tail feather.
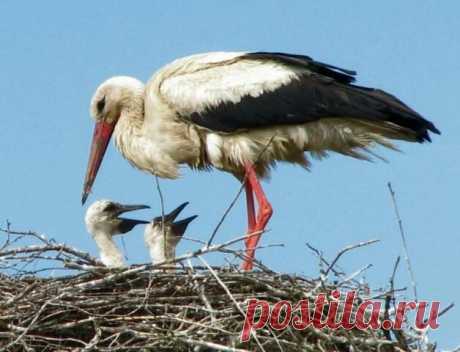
[354,87,441,143]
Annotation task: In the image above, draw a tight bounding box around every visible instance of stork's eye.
[97,96,106,114]
[103,203,116,212]
[153,217,162,224]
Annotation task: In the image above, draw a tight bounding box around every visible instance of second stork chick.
[144,202,197,267]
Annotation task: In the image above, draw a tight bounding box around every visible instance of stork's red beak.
[82,121,115,205]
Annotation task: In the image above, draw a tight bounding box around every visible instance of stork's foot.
[240,162,273,271]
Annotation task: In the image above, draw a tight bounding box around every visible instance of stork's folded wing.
[159,51,439,142]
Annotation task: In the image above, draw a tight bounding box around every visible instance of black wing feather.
[186,52,439,142]
[246,52,357,84]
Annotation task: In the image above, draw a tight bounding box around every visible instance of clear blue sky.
[0,1,458,348]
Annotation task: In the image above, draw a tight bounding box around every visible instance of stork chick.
[85,200,149,268]
[144,202,197,267]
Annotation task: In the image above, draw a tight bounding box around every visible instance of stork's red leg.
[245,180,256,245]
[241,162,273,271]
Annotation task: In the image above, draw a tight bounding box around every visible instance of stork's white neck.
[149,236,176,265]
[111,81,204,179]
[144,226,178,266]
[92,230,125,268]
[113,104,184,179]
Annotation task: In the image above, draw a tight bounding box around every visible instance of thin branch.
[206,183,246,248]
[433,302,455,319]
[387,182,418,302]
[305,242,346,277]
[154,175,167,259]
[324,239,380,276]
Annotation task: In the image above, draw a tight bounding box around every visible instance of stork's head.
[82,77,145,205]
[85,199,150,237]
[144,202,198,245]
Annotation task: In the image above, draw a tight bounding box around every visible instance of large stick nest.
[0,228,435,352]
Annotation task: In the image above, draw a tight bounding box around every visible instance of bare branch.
[324,239,379,276]
[387,182,418,302]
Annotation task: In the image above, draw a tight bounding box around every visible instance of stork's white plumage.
[82,51,440,270]
[144,202,197,268]
[85,200,149,268]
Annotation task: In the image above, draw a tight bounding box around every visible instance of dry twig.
[387,182,418,302]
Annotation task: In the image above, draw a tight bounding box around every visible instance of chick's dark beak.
[116,204,150,215]
[171,215,198,236]
[154,202,189,223]
[116,204,150,234]
[118,218,150,234]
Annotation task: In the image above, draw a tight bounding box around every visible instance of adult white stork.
[85,200,149,268]
[82,51,440,271]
